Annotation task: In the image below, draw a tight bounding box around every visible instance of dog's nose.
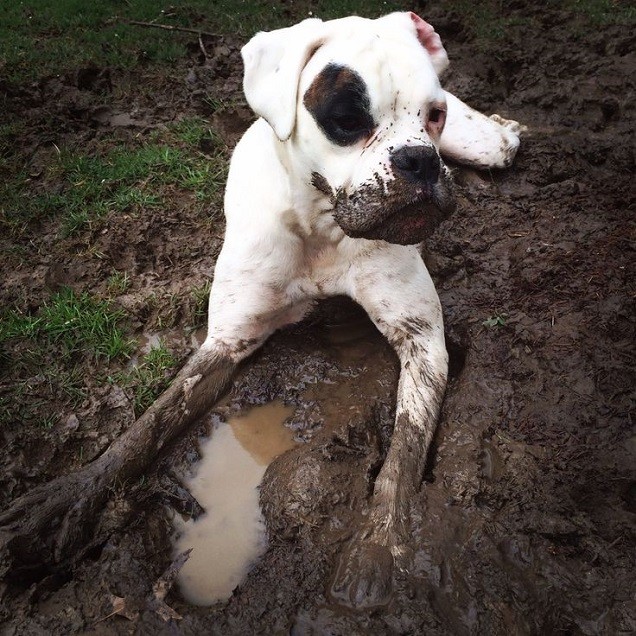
[390,145,440,183]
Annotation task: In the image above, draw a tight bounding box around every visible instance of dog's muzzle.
[330,144,455,246]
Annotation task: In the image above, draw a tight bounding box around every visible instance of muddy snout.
[390,144,440,193]
[330,143,455,244]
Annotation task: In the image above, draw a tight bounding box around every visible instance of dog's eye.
[331,112,368,134]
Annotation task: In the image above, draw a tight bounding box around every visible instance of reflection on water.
[174,401,295,606]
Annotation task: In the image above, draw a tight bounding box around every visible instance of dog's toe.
[490,113,528,136]
[329,539,394,609]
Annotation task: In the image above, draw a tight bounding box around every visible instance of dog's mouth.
[342,197,450,245]
[313,167,455,245]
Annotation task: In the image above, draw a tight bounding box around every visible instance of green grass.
[1,0,632,83]
[0,288,131,429]
[1,287,133,362]
[171,117,214,147]
[1,123,227,236]
[0,0,402,83]
[0,0,202,82]
[563,0,636,24]
[107,270,131,295]
[190,280,212,326]
[117,341,177,416]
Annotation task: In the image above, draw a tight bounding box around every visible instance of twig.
[127,20,220,39]
[198,35,209,59]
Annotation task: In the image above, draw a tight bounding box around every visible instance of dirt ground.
[1,2,635,634]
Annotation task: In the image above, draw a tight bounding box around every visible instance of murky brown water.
[173,401,295,605]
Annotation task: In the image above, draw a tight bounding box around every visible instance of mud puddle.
[173,401,295,605]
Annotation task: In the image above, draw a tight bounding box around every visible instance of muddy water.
[173,401,295,605]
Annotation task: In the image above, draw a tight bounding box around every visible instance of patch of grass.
[0,289,127,429]
[2,0,630,83]
[0,0,402,83]
[118,342,177,416]
[1,1,196,82]
[1,287,133,362]
[56,145,178,233]
[40,289,132,360]
[1,139,227,236]
[560,0,636,25]
[482,314,508,328]
[171,117,213,147]
[107,270,131,295]
[190,280,211,325]
[1,310,40,342]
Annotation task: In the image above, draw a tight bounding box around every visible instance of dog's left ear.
[242,18,326,141]
[408,12,449,75]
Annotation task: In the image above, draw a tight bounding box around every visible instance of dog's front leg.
[0,331,242,572]
[330,245,448,609]
[0,238,309,571]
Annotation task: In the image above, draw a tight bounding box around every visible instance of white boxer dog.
[0,9,522,608]
[196,12,522,608]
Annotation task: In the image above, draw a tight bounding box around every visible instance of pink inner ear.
[409,12,444,56]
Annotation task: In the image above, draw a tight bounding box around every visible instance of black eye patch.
[303,64,376,146]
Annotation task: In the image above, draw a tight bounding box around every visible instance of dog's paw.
[329,539,394,609]
[481,113,525,168]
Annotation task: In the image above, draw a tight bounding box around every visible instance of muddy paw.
[489,113,527,136]
[330,540,394,609]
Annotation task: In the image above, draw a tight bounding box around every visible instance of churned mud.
[1,2,634,634]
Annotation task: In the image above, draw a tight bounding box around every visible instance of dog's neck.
[270,122,346,246]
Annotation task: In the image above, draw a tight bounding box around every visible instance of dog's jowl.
[196,11,523,608]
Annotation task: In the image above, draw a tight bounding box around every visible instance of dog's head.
[241,12,455,245]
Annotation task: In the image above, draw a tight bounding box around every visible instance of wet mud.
[1,2,635,634]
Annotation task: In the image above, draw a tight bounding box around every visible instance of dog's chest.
[294,243,345,297]
[287,233,361,300]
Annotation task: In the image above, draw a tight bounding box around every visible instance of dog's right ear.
[242,18,326,142]
[409,12,449,75]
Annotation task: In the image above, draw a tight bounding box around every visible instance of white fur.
[202,12,522,605]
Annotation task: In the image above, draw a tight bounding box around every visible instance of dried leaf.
[110,594,140,621]
[94,594,139,624]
